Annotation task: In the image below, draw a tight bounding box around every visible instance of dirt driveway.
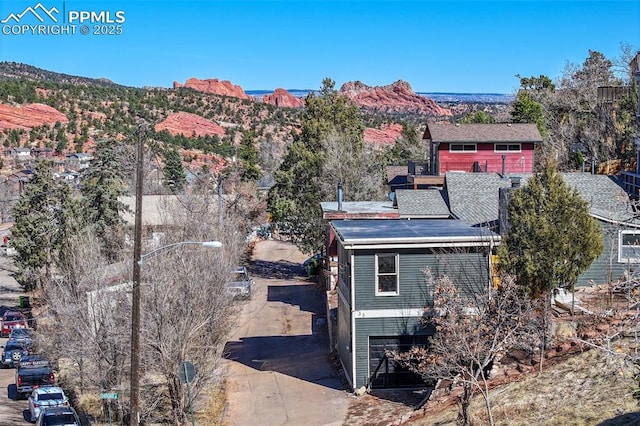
[222,240,350,426]
[222,240,423,426]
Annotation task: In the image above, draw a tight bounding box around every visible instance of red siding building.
[423,123,542,176]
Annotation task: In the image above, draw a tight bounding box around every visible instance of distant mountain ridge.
[0,62,514,105]
[247,89,514,104]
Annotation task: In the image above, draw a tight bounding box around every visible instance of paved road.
[0,255,31,425]
[222,240,350,426]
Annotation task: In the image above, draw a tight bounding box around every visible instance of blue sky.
[1,0,638,94]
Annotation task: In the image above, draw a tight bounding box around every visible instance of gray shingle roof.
[395,189,451,218]
[423,123,543,143]
[445,172,636,226]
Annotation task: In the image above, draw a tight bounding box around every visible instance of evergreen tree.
[80,139,129,260]
[268,78,367,254]
[162,148,186,193]
[237,129,262,181]
[460,111,496,124]
[11,161,79,290]
[497,160,603,364]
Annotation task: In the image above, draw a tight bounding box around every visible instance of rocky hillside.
[340,80,452,116]
[0,103,68,130]
[173,77,251,100]
[0,62,506,180]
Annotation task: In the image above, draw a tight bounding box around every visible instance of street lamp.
[138,241,223,265]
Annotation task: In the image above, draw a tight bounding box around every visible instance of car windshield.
[5,343,24,351]
[42,414,77,425]
[4,314,23,321]
[39,393,64,401]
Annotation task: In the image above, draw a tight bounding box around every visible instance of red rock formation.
[154,112,226,138]
[262,88,305,108]
[0,103,68,130]
[340,80,452,116]
[364,123,404,146]
[173,78,251,100]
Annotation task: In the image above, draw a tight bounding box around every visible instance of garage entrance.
[368,336,430,389]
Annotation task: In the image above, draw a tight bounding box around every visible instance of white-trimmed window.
[375,253,399,295]
[449,143,477,153]
[494,143,522,153]
[619,230,640,263]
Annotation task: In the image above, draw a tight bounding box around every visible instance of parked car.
[8,327,33,343]
[35,406,81,426]
[1,340,31,368]
[16,355,56,399]
[28,386,69,422]
[226,266,253,300]
[1,310,28,337]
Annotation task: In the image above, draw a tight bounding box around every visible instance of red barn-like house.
[423,123,542,176]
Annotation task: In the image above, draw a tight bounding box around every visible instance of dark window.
[376,254,398,295]
[494,143,522,152]
[43,414,78,425]
[449,143,477,153]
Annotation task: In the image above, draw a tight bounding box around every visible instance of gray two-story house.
[331,219,498,390]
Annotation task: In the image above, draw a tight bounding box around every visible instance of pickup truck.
[15,356,56,399]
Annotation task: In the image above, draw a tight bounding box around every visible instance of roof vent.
[455,123,460,127]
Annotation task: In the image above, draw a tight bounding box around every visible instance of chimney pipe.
[591,158,596,174]
[337,180,343,211]
[501,155,506,177]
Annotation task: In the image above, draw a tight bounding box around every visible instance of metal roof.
[321,201,398,219]
[331,219,498,248]
[423,123,543,143]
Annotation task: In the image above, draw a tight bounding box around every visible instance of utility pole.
[130,124,145,426]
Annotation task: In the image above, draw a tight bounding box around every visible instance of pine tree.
[162,148,186,193]
[11,161,79,290]
[237,129,262,181]
[80,139,129,260]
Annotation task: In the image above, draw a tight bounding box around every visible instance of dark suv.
[1,340,31,368]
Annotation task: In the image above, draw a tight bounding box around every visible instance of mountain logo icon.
[1,3,59,24]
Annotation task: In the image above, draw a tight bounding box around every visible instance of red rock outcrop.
[154,112,226,138]
[262,88,305,108]
[0,103,68,130]
[364,123,404,146]
[173,78,251,100]
[340,80,452,116]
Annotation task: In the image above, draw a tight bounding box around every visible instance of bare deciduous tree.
[392,272,540,426]
[319,130,386,201]
[41,189,250,424]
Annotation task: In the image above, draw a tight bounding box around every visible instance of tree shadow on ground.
[597,412,640,426]
[250,259,307,280]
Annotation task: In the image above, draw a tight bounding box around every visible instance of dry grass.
[195,382,227,426]
[410,345,640,426]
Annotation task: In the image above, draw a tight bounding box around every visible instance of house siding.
[336,294,353,387]
[353,249,490,311]
[578,220,634,286]
[353,316,433,389]
[438,142,534,174]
